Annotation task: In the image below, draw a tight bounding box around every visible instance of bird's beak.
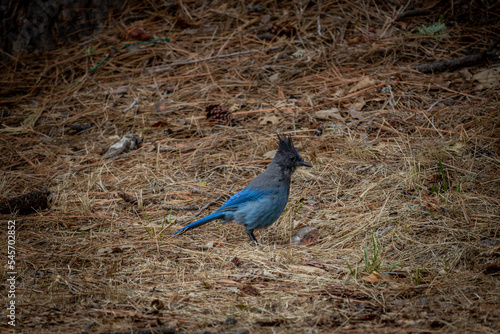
[298,160,312,168]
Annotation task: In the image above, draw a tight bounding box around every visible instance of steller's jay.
[173,134,312,243]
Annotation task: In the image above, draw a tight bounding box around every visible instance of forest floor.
[1,1,499,333]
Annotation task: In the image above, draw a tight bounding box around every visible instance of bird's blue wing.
[216,188,270,212]
[173,188,270,236]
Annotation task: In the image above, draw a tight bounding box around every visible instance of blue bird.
[173,134,312,243]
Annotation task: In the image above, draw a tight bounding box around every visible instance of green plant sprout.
[346,260,357,277]
[417,17,447,40]
[294,201,303,215]
[438,160,448,192]
[364,233,382,273]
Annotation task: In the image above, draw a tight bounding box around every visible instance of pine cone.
[0,188,51,214]
[206,104,233,124]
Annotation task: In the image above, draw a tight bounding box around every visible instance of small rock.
[256,33,275,41]
[418,297,429,304]
[199,242,214,250]
[291,226,319,244]
[103,134,141,158]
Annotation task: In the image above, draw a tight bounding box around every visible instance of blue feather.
[172,211,226,236]
[217,188,270,212]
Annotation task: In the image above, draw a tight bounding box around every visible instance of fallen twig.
[123,97,139,113]
[414,52,499,74]
[396,9,431,20]
[415,37,500,73]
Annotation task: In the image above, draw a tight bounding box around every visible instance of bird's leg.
[246,229,259,245]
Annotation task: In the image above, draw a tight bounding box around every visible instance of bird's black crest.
[276,134,299,156]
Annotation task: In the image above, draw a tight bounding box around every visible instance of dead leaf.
[229,104,240,112]
[288,264,326,274]
[292,49,306,58]
[263,150,277,159]
[240,284,261,296]
[97,247,113,255]
[97,245,135,255]
[472,67,500,89]
[106,85,129,95]
[332,88,345,98]
[259,115,280,125]
[349,110,364,120]
[269,73,280,83]
[349,77,376,93]
[126,27,151,41]
[151,120,168,128]
[348,97,366,113]
[362,271,383,283]
[314,108,343,120]
[79,223,100,231]
[458,69,473,81]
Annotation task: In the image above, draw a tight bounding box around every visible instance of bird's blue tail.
[173,211,226,236]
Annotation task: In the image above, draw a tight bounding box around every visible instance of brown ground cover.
[1,1,499,333]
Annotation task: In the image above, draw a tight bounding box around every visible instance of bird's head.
[274,134,312,171]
